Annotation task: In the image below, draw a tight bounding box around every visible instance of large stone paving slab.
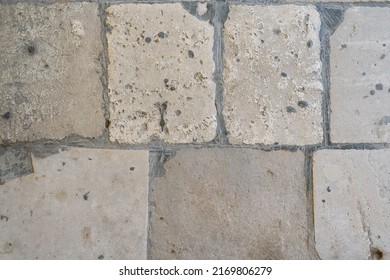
[150,149,310,259]
[223,5,323,145]
[330,7,390,143]
[106,4,216,144]
[0,148,148,259]
[0,3,105,144]
[313,149,390,259]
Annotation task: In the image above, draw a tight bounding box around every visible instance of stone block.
[0,3,105,143]
[314,149,390,259]
[330,7,390,143]
[150,149,310,259]
[0,148,149,259]
[223,5,323,145]
[106,4,216,144]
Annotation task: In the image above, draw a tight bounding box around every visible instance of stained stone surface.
[330,7,390,143]
[0,148,149,259]
[224,5,323,145]
[106,4,216,144]
[0,147,32,185]
[314,150,390,260]
[0,3,105,144]
[150,149,310,259]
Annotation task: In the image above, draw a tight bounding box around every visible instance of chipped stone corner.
[0,146,33,185]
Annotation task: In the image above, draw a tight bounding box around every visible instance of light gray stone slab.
[0,148,149,259]
[106,4,216,144]
[224,5,323,145]
[314,149,390,260]
[0,3,105,143]
[150,149,310,259]
[330,7,390,143]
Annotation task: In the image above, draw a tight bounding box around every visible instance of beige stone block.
[0,148,149,259]
[106,4,216,144]
[314,149,390,259]
[0,3,105,143]
[150,149,310,259]
[330,7,390,143]
[224,5,323,145]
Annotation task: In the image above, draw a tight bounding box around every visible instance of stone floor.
[0,1,389,260]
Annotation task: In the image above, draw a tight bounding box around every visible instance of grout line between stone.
[98,2,112,144]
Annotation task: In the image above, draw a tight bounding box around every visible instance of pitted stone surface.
[0,3,105,143]
[314,150,390,260]
[0,148,149,259]
[106,4,216,144]
[224,5,323,145]
[330,8,390,143]
[150,149,310,259]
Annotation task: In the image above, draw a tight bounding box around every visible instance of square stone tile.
[0,148,149,259]
[106,4,216,144]
[314,149,390,259]
[150,149,310,259]
[0,3,105,143]
[224,5,323,145]
[330,7,390,143]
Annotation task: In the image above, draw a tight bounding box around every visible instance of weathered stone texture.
[0,148,149,259]
[150,149,310,259]
[330,7,390,143]
[0,3,105,144]
[224,5,323,145]
[106,4,216,144]
[314,150,390,260]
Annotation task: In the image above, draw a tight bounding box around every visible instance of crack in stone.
[357,200,374,259]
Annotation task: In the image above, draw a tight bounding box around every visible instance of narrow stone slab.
[0,148,148,259]
[106,4,216,144]
[0,3,105,143]
[150,149,310,259]
[330,7,390,143]
[314,149,390,259]
[224,5,323,145]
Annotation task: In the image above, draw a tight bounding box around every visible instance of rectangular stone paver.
[330,7,390,143]
[0,148,148,259]
[313,149,390,259]
[106,4,216,144]
[150,149,310,259]
[0,3,105,143]
[224,5,323,145]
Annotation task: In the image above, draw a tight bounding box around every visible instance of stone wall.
[0,0,389,260]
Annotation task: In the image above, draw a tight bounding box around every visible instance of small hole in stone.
[105,119,111,128]
[286,106,296,113]
[130,167,135,171]
[327,186,331,192]
[370,90,375,95]
[341,44,347,49]
[175,110,182,116]
[27,44,36,55]
[307,40,313,48]
[298,101,308,108]
[281,72,288,77]
[188,50,194,58]
[157,31,165,39]
[362,72,366,76]
[380,54,386,60]
[2,112,11,120]
[145,37,151,43]
[376,84,383,90]
[98,255,104,260]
